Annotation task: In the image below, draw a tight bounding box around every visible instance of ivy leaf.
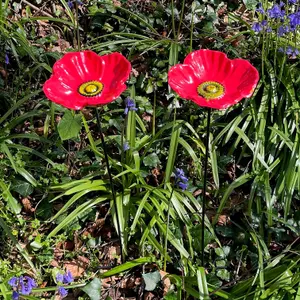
[217,269,230,281]
[243,0,258,9]
[11,180,33,197]
[142,271,161,291]
[82,278,102,300]
[143,153,161,168]
[58,110,82,140]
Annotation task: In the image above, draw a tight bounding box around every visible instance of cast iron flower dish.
[168,49,259,110]
[43,50,131,110]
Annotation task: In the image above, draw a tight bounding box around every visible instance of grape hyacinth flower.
[174,168,188,191]
[8,276,37,299]
[124,97,138,115]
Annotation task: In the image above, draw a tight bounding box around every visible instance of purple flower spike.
[174,168,189,191]
[124,97,138,115]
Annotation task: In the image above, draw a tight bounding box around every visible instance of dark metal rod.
[95,108,124,264]
[201,108,211,266]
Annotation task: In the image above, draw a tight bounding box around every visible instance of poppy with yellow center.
[168,49,259,110]
[43,51,131,110]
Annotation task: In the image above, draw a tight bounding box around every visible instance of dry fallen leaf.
[159,270,171,296]
[22,197,35,213]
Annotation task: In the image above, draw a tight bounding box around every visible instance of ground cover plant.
[0,0,299,299]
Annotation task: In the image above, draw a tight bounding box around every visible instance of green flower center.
[197,81,224,100]
[78,81,103,97]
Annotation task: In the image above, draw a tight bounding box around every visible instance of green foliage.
[0,0,299,299]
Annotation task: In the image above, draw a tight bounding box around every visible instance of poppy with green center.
[168,50,259,110]
[43,51,131,110]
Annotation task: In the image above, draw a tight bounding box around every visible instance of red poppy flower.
[168,49,259,110]
[43,51,131,110]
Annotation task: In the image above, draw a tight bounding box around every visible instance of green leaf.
[82,278,102,300]
[217,269,230,281]
[58,111,82,140]
[142,271,161,291]
[243,0,258,9]
[11,180,33,197]
[143,153,161,167]
[0,180,22,214]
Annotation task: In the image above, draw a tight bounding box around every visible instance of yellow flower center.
[78,81,103,97]
[197,81,224,100]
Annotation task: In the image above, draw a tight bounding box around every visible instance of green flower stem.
[94,108,124,264]
[163,185,175,272]
[75,1,80,51]
[201,108,211,266]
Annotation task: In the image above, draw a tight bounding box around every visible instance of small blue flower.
[68,0,83,8]
[178,182,188,191]
[124,97,138,115]
[174,168,188,191]
[8,277,18,287]
[261,20,267,26]
[8,276,36,298]
[5,53,9,65]
[25,276,37,289]
[56,273,64,283]
[12,291,19,300]
[267,4,284,19]
[19,276,35,295]
[278,47,285,53]
[288,0,297,4]
[256,3,265,14]
[278,25,287,36]
[123,141,130,151]
[58,286,68,298]
[289,12,300,29]
[252,22,263,32]
[63,271,73,284]
[266,26,272,33]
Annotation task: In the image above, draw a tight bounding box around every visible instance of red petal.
[168,64,199,99]
[101,52,131,89]
[184,50,232,83]
[225,59,259,98]
[43,77,85,110]
[52,51,106,86]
